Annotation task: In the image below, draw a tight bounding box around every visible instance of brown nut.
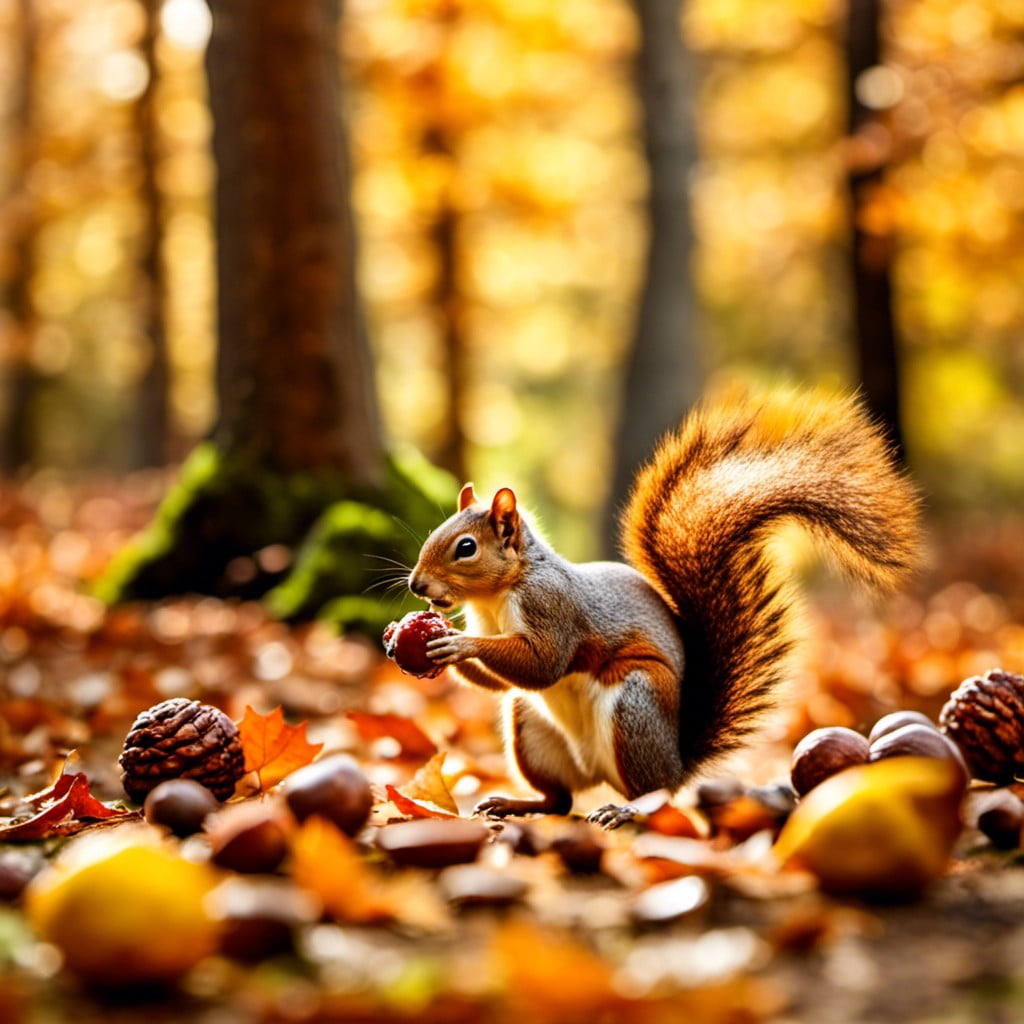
[119,698,245,803]
[549,823,606,874]
[144,779,219,837]
[0,850,40,902]
[206,801,291,874]
[375,818,491,868]
[439,864,528,907]
[868,710,938,744]
[869,723,967,779]
[210,878,318,962]
[282,755,373,837]
[940,669,1024,784]
[970,790,1019,847]
[790,727,870,796]
[973,789,1024,850]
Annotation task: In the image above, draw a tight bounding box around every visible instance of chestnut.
[790,726,870,797]
[868,722,966,773]
[868,710,938,744]
[206,801,290,874]
[974,789,1024,850]
[144,779,219,837]
[282,755,373,837]
[376,818,491,868]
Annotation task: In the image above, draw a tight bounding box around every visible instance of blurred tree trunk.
[207,0,380,479]
[101,0,395,602]
[845,0,905,461]
[0,0,42,475]
[131,0,172,468]
[425,124,469,486]
[604,0,701,552]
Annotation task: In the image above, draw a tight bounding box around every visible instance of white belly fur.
[523,673,624,791]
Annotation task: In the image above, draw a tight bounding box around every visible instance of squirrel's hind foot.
[586,803,639,829]
[476,792,572,818]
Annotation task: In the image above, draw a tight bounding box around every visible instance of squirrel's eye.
[454,536,477,560]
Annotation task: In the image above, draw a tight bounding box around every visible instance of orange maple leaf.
[290,817,448,930]
[237,705,324,791]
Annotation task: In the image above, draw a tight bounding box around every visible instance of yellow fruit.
[25,829,221,987]
[773,756,965,900]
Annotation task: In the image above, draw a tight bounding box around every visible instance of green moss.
[265,449,459,633]
[96,441,458,636]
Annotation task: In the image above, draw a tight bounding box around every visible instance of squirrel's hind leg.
[475,696,585,818]
[588,668,685,829]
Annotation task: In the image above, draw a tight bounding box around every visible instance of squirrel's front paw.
[586,803,639,830]
[425,633,474,665]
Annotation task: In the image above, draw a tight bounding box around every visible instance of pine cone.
[119,698,246,803]
[939,669,1024,784]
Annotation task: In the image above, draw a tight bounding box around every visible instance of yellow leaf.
[393,752,460,816]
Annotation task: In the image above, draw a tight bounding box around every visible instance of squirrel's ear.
[489,488,520,549]
[458,483,478,511]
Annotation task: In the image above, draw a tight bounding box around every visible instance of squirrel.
[408,386,922,826]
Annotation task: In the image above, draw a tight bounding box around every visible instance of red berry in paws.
[383,610,453,678]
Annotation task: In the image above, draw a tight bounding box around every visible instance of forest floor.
[4,476,1024,1024]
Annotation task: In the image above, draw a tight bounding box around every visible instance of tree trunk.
[845,0,905,461]
[131,0,172,468]
[206,0,381,480]
[100,0,431,612]
[604,0,701,552]
[423,122,468,485]
[0,0,41,476]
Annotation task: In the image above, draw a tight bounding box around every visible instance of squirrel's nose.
[408,574,433,600]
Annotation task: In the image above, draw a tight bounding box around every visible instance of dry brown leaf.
[0,772,129,841]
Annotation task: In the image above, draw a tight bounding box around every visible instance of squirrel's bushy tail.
[620,385,922,776]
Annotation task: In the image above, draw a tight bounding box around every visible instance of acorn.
[282,755,373,837]
[144,779,219,837]
[383,610,453,678]
[790,726,870,797]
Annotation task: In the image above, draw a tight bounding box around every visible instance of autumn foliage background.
[3,0,1024,1020]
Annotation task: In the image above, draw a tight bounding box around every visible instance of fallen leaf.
[237,705,324,791]
[387,752,460,817]
[647,803,711,839]
[385,785,459,820]
[347,711,437,760]
[290,817,448,931]
[0,773,128,841]
[489,919,619,1019]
